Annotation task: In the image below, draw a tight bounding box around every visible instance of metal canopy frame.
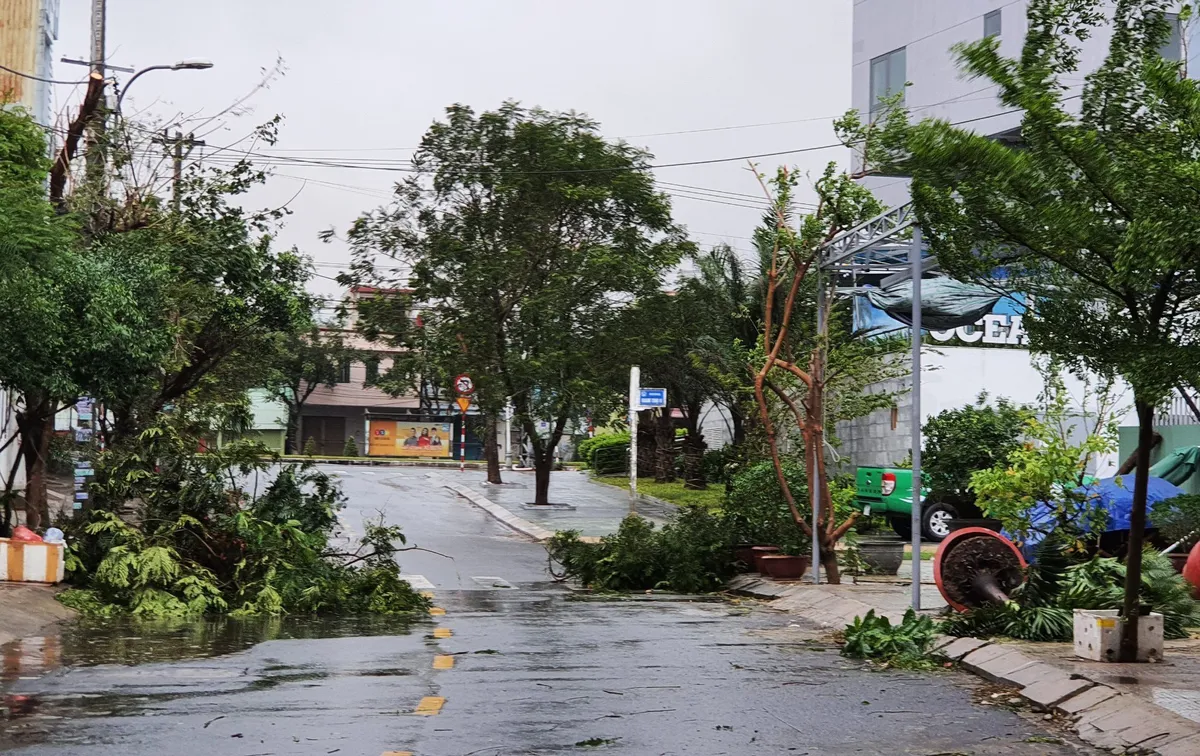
[814,202,930,610]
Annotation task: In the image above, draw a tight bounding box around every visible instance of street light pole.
[117,59,214,113]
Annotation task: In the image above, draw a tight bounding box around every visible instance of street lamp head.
[172,59,214,70]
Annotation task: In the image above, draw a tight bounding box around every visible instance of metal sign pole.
[909,227,924,611]
[460,411,466,473]
[629,366,640,511]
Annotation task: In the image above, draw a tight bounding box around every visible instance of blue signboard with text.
[638,388,667,408]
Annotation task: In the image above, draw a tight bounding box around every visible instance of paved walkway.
[445,469,674,538]
[731,571,1200,755]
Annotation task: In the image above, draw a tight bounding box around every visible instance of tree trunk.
[682,430,707,490]
[484,413,503,484]
[1116,431,1161,476]
[285,404,301,455]
[21,403,53,530]
[730,403,746,446]
[636,409,655,478]
[533,448,552,506]
[1119,398,1155,662]
[653,410,675,483]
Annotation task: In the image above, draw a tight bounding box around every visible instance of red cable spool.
[1182,541,1200,600]
[934,527,1028,613]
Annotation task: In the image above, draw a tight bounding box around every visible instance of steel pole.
[812,272,825,584]
[460,411,466,473]
[504,398,512,469]
[909,227,923,611]
[629,366,640,512]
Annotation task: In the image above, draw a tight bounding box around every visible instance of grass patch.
[591,475,725,511]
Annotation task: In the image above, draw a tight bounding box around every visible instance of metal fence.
[1157,391,1200,427]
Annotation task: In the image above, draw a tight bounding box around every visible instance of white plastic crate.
[1073,608,1163,662]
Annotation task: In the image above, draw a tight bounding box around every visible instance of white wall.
[836,346,1129,476]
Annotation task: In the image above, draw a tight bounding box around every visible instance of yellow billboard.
[368,420,453,458]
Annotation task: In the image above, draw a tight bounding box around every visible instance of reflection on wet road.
[0,468,1098,754]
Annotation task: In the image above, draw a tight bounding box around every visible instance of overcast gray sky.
[56,1,853,299]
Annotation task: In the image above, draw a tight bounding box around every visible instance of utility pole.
[158,131,205,212]
[85,0,107,184]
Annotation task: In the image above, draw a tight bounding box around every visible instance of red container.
[751,546,782,573]
[1182,542,1200,600]
[759,555,809,580]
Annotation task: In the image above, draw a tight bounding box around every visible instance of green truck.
[854,467,967,541]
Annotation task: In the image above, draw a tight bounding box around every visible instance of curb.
[443,483,556,542]
[732,576,1200,755]
[283,457,488,469]
[933,637,1200,755]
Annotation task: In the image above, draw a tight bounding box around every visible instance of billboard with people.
[368,420,453,457]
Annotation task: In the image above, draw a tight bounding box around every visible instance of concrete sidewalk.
[444,469,675,539]
[732,572,1200,755]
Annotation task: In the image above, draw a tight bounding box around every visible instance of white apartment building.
[837,1,1193,471]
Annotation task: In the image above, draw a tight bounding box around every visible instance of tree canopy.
[871,0,1200,658]
[339,103,688,504]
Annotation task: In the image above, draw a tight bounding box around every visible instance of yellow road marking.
[433,654,455,670]
[381,752,413,756]
[413,696,445,715]
[430,607,446,616]
[419,590,434,599]
[433,627,452,639]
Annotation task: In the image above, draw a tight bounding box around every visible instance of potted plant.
[855,535,904,575]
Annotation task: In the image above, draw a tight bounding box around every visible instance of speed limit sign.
[454,374,475,396]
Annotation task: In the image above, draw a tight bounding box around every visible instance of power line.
[0,62,90,85]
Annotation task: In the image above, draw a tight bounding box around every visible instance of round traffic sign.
[454,374,475,395]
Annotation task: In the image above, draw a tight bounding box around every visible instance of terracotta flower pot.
[750,545,782,573]
[734,545,769,569]
[759,554,809,580]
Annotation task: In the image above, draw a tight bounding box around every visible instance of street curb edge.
[442,483,556,543]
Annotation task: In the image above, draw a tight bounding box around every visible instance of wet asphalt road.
[0,467,1099,755]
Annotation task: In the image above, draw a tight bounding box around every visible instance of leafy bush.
[578,432,630,474]
[724,460,810,554]
[547,509,736,593]
[842,609,938,668]
[922,393,1028,505]
[303,437,319,457]
[700,445,739,486]
[60,422,430,618]
[940,536,1200,641]
[969,381,1116,541]
[342,436,359,457]
[1151,493,1200,550]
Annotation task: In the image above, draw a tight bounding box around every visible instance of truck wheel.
[890,517,913,540]
[922,502,958,542]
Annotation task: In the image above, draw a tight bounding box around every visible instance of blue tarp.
[1008,474,1183,562]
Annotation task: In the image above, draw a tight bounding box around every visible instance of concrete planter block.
[1073,608,1164,662]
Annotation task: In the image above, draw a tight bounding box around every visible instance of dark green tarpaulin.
[1150,446,1200,487]
[863,278,1003,330]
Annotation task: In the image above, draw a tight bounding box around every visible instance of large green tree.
[339,103,686,505]
[874,0,1200,659]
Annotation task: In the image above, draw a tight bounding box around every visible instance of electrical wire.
[0,62,91,86]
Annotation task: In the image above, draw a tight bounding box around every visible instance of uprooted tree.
[751,165,905,584]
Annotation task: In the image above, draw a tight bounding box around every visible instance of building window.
[984,9,1002,39]
[869,47,907,115]
[365,357,380,383]
[1161,13,1182,62]
[337,359,352,384]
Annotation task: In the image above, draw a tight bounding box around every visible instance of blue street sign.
[638,388,667,408]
